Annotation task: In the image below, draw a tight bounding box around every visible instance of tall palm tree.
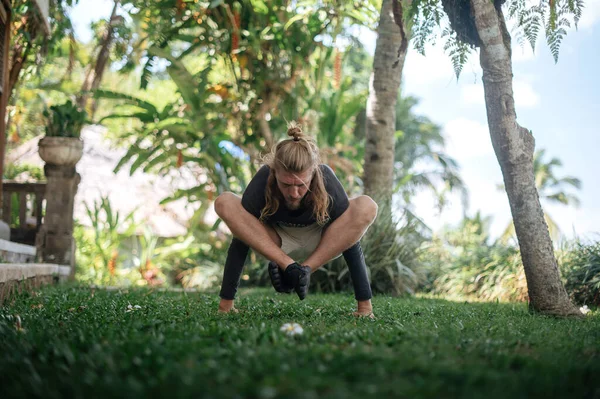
[363,0,409,204]
[498,149,581,242]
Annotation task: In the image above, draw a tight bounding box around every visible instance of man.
[214,123,378,316]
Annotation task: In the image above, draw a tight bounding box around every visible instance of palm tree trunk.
[364,0,409,202]
[470,0,580,316]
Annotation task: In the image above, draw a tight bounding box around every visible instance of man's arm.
[216,166,297,311]
[217,166,269,310]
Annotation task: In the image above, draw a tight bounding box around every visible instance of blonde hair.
[260,122,330,225]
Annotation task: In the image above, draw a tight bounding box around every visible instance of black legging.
[219,239,372,301]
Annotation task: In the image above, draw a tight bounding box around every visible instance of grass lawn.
[1,285,599,398]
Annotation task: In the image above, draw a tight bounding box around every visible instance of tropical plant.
[498,149,581,242]
[6,0,79,105]
[560,239,600,306]
[94,83,248,207]
[2,163,44,182]
[115,0,378,155]
[43,100,88,138]
[76,196,137,285]
[422,212,528,302]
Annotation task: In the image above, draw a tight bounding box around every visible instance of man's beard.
[285,198,303,210]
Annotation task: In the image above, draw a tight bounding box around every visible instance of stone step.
[0,238,36,263]
[0,263,70,283]
[0,263,70,304]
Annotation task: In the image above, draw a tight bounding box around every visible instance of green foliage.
[362,205,428,296]
[94,83,249,203]
[413,0,585,76]
[75,196,236,289]
[76,196,138,285]
[2,164,44,182]
[113,0,378,158]
[9,0,80,84]
[560,239,600,306]
[422,212,528,302]
[43,100,88,138]
[158,229,237,290]
[313,202,428,296]
[506,0,583,62]
[1,286,599,398]
[411,0,475,78]
[409,0,445,55]
[441,26,474,79]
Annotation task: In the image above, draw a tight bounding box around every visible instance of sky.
[69,0,600,241]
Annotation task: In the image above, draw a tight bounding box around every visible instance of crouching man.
[214,123,378,317]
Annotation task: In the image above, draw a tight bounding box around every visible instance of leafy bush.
[75,196,139,286]
[421,212,528,302]
[3,163,44,182]
[311,203,427,296]
[560,239,600,306]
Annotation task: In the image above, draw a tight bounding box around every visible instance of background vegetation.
[2,0,597,309]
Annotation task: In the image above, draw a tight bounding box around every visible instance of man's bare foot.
[353,299,375,319]
[218,299,239,314]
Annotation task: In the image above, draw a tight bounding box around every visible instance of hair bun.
[287,122,303,141]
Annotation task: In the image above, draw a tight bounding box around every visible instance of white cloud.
[512,42,536,63]
[580,0,600,29]
[444,118,494,159]
[461,84,484,105]
[513,80,540,107]
[411,168,513,240]
[460,80,539,108]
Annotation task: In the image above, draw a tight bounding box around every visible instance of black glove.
[284,262,312,300]
[268,262,293,293]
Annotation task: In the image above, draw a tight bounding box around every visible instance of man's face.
[275,168,313,210]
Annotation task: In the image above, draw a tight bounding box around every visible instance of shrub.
[560,239,600,306]
[421,212,528,302]
[311,203,427,296]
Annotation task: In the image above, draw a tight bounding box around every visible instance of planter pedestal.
[36,137,83,277]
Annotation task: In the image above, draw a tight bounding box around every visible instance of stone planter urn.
[38,136,83,167]
[36,136,84,277]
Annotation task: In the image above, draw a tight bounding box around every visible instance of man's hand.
[284,263,312,300]
[268,262,293,293]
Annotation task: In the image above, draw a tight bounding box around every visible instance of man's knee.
[214,192,240,219]
[350,195,378,226]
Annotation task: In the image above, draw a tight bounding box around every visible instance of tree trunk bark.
[470,0,580,316]
[363,0,408,202]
